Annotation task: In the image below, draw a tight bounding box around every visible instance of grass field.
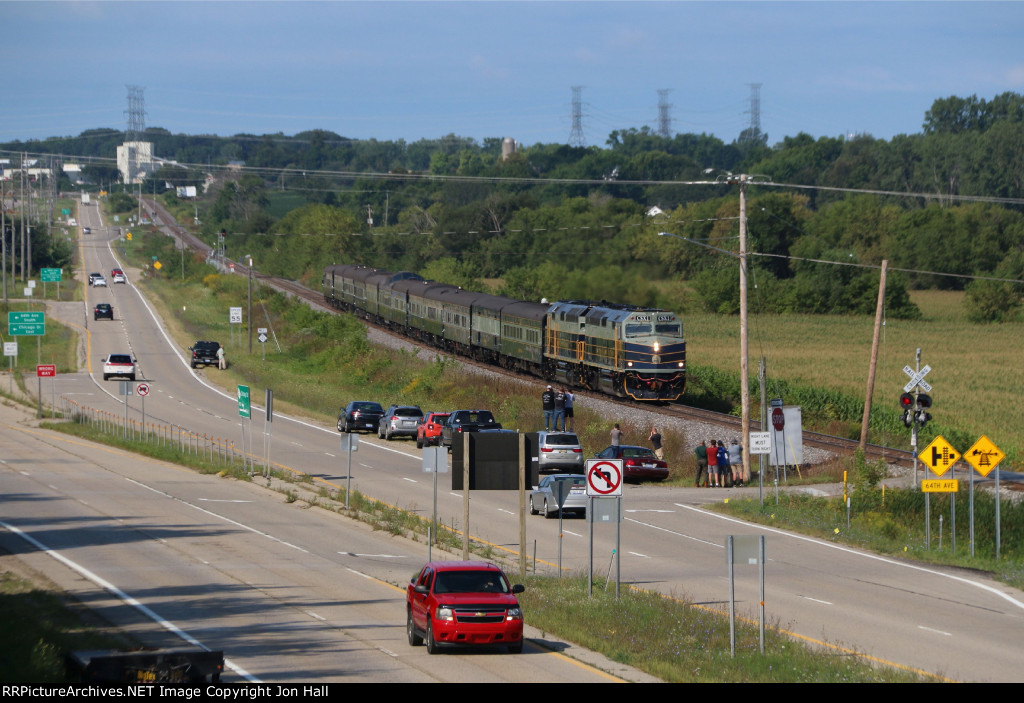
[685,289,1023,466]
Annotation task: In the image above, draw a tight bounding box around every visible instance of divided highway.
[2,202,1023,681]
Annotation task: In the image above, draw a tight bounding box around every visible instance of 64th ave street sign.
[8,311,45,336]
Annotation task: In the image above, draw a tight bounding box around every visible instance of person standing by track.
[694,441,709,487]
[649,427,664,461]
[706,438,719,486]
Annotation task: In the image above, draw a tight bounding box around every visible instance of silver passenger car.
[529,474,587,519]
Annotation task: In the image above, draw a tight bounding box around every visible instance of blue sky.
[2,1,1022,148]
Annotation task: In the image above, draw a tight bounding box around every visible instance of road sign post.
[586,459,623,599]
[238,385,252,473]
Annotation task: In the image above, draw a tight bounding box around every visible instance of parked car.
[93,303,113,321]
[83,226,91,234]
[188,341,221,369]
[530,474,587,519]
[111,268,127,284]
[536,431,584,474]
[416,412,450,449]
[407,561,525,654]
[88,273,106,287]
[338,401,385,433]
[379,405,424,440]
[441,409,503,449]
[594,445,669,482]
[102,353,136,381]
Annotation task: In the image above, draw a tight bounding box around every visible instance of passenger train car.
[322,264,686,402]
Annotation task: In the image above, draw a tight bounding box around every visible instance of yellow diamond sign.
[963,436,1004,478]
[918,435,960,477]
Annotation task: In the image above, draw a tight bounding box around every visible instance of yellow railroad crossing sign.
[918,435,960,477]
[963,436,1004,477]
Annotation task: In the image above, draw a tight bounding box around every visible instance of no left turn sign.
[586,459,623,496]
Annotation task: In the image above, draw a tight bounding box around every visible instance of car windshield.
[622,447,655,458]
[108,355,132,364]
[352,402,381,412]
[395,407,423,417]
[433,570,509,594]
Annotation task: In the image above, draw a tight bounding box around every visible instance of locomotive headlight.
[652,354,661,364]
[653,342,660,353]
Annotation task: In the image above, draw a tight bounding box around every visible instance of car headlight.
[507,607,523,620]
[435,606,454,621]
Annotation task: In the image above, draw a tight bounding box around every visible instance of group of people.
[541,385,574,431]
[693,439,744,488]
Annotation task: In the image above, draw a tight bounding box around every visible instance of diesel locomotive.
[322,264,686,401]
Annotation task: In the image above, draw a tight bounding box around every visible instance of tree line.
[5,92,1023,321]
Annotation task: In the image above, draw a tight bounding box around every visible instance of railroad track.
[143,198,1002,479]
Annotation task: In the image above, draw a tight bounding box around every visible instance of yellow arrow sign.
[918,435,960,477]
[963,435,1004,477]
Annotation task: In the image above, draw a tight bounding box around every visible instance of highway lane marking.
[628,551,650,558]
[342,553,407,559]
[564,529,583,537]
[199,499,254,503]
[402,477,418,483]
[628,513,722,548]
[677,503,1024,613]
[125,477,309,554]
[918,625,952,637]
[800,596,833,605]
[625,509,674,513]
[0,519,260,684]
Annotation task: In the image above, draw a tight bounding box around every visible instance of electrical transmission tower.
[743,82,763,142]
[657,89,673,138]
[568,86,586,147]
[125,85,147,142]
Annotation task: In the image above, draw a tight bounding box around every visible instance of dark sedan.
[594,445,669,482]
[338,401,385,433]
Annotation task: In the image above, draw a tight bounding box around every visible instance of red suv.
[416,412,450,449]
[407,561,525,654]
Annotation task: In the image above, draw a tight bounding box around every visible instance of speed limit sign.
[136,382,150,397]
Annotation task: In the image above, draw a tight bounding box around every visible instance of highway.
[3,201,1023,682]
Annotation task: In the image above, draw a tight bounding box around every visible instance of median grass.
[519,574,933,682]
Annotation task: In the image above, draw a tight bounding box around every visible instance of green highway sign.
[237,385,251,419]
[8,311,45,336]
[41,268,62,282]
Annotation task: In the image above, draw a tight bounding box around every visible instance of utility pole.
[738,175,751,485]
[247,255,254,354]
[860,260,888,450]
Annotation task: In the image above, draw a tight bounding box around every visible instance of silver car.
[537,431,584,473]
[530,474,587,519]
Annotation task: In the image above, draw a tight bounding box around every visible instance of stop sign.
[772,407,785,431]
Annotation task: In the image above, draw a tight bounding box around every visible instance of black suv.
[338,401,385,433]
[93,303,113,321]
[189,341,221,369]
[441,410,503,449]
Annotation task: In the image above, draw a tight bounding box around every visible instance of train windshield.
[655,322,682,337]
[625,323,653,337]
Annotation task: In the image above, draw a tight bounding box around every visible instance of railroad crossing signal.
[963,436,1004,478]
[903,364,932,393]
[918,436,960,477]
